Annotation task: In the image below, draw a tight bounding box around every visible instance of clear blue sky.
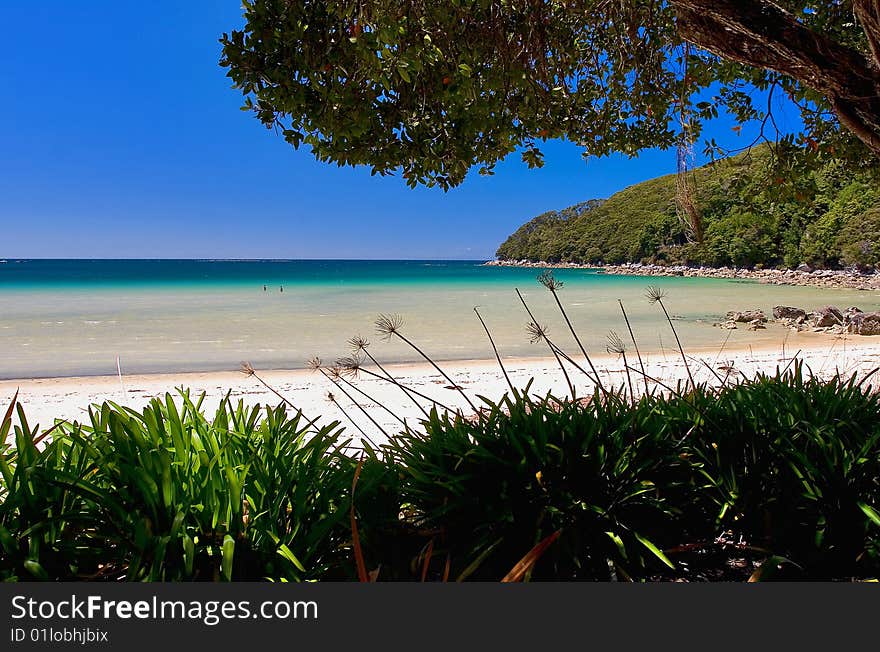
[1,2,800,260]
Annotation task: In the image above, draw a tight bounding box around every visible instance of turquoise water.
[1,259,548,290]
[2,259,878,379]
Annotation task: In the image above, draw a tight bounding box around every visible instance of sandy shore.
[4,332,880,446]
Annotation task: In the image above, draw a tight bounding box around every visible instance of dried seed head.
[326,391,337,403]
[537,270,564,292]
[526,321,549,344]
[306,356,322,371]
[327,366,343,380]
[240,361,256,377]
[375,313,404,340]
[336,354,363,377]
[349,335,370,352]
[645,285,668,305]
[606,331,627,355]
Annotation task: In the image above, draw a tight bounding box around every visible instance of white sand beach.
[4,330,880,445]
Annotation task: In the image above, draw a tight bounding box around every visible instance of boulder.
[846,263,874,275]
[773,306,806,321]
[747,319,766,331]
[796,263,813,273]
[808,306,843,328]
[726,309,767,323]
[843,306,863,322]
[847,311,880,336]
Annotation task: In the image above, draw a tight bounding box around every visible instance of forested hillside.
[496,148,880,270]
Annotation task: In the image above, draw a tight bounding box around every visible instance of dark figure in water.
[263,285,267,292]
[280,285,284,293]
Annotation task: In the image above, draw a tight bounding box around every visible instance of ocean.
[1,259,877,379]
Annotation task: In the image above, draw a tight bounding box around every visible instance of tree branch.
[854,0,880,69]
[672,0,880,155]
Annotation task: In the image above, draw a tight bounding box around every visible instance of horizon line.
[0,257,494,262]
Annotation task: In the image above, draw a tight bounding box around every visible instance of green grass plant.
[1,392,361,581]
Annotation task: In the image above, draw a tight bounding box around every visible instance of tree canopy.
[220,1,880,190]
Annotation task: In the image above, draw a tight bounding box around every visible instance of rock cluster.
[716,304,880,336]
[772,306,806,321]
[723,310,767,331]
[849,311,880,336]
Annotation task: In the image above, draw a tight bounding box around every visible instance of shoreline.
[5,335,880,442]
[486,260,880,292]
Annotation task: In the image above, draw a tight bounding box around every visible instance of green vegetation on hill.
[496,147,880,270]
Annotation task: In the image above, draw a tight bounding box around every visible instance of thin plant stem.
[241,364,323,431]
[516,288,577,400]
[548,287,606,394]
[474,306,515,395]
[618,300,649,396]
[818,334,839,375]
[713,329,733,367]
[780,329,790,369]
[326,392,371,444]
[546,340,593,393]
[606,331,634,403]
[552,340,686,402]
[336,375,407,427]
[243,366,297,409]
[622,364,684,398]
[359,348,431,419]
[780,349,803,375]
[380,321,478,414]
[652,293,696,392]
[319,369,385,446]
[688,355,726,385]
[856,366,880,389]
[350,365,454,413]
[621,351,634,404]
[549,341,577,401]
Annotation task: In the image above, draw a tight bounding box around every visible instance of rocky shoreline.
[485,259,880,292]
[718,305,880,336]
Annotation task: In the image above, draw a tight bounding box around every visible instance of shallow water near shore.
[2,259,879,379]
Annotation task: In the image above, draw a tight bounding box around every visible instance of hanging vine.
[675,42,703,244]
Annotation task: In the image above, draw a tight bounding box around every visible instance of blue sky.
[1,2,799,260]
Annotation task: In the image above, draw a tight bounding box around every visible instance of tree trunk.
[671,0,880,155]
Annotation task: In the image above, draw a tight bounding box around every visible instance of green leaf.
[748,555,801,582]
[456,538,503,582]
[634,533,674,570]
[221,535,235,581]
[183,535,195,577]
[277,543,306,573]
[605,531,628,560]
[859,502,880,527]
[24,560,49,580]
